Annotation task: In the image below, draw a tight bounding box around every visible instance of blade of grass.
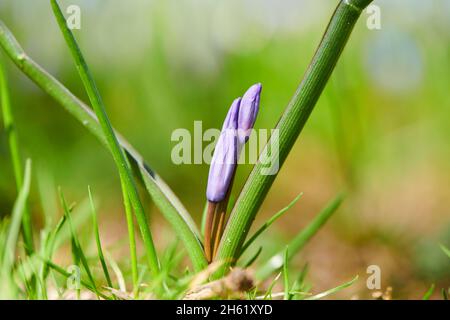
[240,193,302,257]
[263,272,281,300]
[290,263,309,300]
[50,0,160,276]
[257,194,344,280]
[201,201,208,237]
[442,288,449,300]
[0,19,206,271]
[440,244,450,259]
[59,188,99,299]
[0,58,33,254]
[422,284,435,300]
[37,167,58,228]
[0,159,31,298]
[305,275,358,300]
[120,157,139,292]
[17,257,35,299]
[88,186,113,290]
[105,252,127,293]
[40,257,110,300]
[214,0,374,276]
[243,246,262,268]
[283,247,289,300]
[39,213,67,295]
[119,179,139,292]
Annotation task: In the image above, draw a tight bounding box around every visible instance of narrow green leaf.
[39,257,110,300]
[201,201,208,237]
[0,159,31,299]
[0,58,33,254]
[440,244,450,259]
[240,193,302,257]
[1,159,32,279]
[290,263,309,300]
[263,272,281,300]
[283,247,289,300]
[257,194,344,280]
[305,275,358,300]
[59,189,99,299]
[50,0,160,276]
[0,19,206,271]
[105,252,127,293]
[442,288,449,300]
[243,247,263,269]
[88,186,113,289]
[422,284,435,300]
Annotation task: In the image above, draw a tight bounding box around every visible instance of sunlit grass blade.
[50,0,160,276]
[243,246,262,268]
[17,257,35,299]
[422,284,435,300]
[40,257,110,300]
[305,275,358,300]
[440,244,450,259]
[442,288,449,300]
[105,252,127,294]
[88,186,113,290]
[59,188,99,299]
[240,193,302,257]
[39,213,67,296]
[257,194,344,279]
[201,201,208,237]
[37,168,58,228]
[290,263,309,300]
[118,159,139,292]
[214,0,374,277]
[0,159,31,298]
[0,20,206,272]
[263,272,281,300]
[0,58,33,254]
[283,247,289,300]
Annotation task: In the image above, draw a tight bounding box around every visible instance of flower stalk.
[213,0,374,276]
[205,84,262,262]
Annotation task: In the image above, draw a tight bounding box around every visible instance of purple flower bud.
[206,98,241,202]
[237,83,262,145]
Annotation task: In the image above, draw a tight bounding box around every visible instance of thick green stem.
[214,0,373,275]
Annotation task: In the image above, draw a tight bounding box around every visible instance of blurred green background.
[1,0,449,298]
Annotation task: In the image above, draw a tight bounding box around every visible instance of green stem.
[50,0,159,275]
[120,176,139,293]
[0,57,34,254]
[0,19,206,272]
[214,0,373,275]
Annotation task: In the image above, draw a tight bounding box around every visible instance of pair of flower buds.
[204,83,262,262]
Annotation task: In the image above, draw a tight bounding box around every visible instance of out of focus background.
[0,0,449,299]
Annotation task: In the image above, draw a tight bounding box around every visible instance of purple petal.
[238,83,262,145]
[206,98,240,202]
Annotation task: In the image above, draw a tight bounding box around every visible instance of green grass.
[0,58,33,254]
[50,0,160,277]
[1,0,446,300]
[0,0,367,300]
